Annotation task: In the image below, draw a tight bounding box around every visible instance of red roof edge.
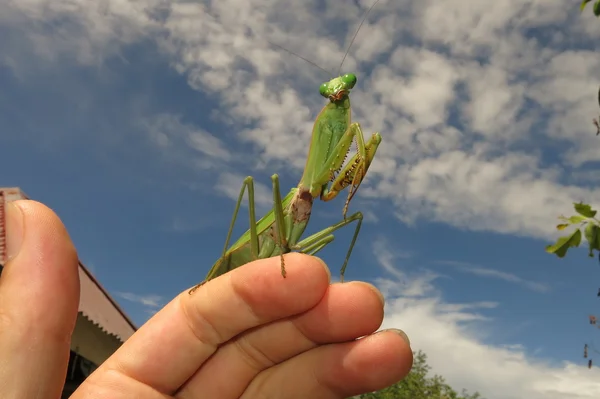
[78,260,138,331]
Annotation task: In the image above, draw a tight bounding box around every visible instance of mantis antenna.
[267,40,333,78]
[337,0,383,76]
[267,0,383,77]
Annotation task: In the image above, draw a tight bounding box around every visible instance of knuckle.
[233,334,276,372]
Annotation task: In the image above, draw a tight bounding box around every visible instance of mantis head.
[319,73,357,102]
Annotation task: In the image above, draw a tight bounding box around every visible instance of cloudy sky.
[4,0,600,397]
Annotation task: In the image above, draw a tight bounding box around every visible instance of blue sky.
[4,0,600,397]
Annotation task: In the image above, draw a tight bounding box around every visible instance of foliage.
[580,0,600,17]
[356,351,483,399]
[546,202,600,368]
[546,202,600,260]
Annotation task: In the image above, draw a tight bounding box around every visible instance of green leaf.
[545,229,582,258]
[585,223,600,257]
[585,222,595,243]
[574,202,597,218]
[594,0,600,16]
[582,0,593,12]
[568,215,587,224]
[556,223,570,230]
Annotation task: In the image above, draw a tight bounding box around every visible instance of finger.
[243,329,413,399]
[177,281,385,398]
[76,253,330,397]
[0,200,80,398]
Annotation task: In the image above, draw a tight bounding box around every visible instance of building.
[0,187,137,397]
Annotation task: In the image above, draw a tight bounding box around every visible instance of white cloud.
[141,113,231,163]
[116,292,164,308]
[388,150,600,239]
[375,247,600,399]
[5,0,600,244]
[1,0,159,74]
[371,239,415,282]
[371,47,460,128]
[462,64,527,140]
[214,172,273,211]
[435,260,551,293]
[382,293,600,399]
[361,209,379,223]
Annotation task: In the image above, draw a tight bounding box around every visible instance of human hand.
[1,200,413,398]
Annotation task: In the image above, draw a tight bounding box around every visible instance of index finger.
[76,253,330,396]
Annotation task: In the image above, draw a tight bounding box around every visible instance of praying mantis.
[190,1,382,293]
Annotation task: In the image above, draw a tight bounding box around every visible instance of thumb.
[0,200,80,398]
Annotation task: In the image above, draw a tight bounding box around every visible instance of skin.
[0,200,413,398]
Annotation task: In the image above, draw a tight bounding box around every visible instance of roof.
[78,260,137,341]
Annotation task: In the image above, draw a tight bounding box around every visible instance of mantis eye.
[341,73,357,89]
[319,82,329,97]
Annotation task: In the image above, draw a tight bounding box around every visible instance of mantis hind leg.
[270,174,289,278]
[293,211,363,282]
[189,176,261,294]
[189,175,290,294]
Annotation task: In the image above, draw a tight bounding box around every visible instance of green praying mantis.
[190,1,383,293]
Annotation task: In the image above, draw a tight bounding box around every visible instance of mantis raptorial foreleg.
[321,124,380,218]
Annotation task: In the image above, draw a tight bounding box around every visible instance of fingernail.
[383,328,411,348]
[5,202,24,261]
